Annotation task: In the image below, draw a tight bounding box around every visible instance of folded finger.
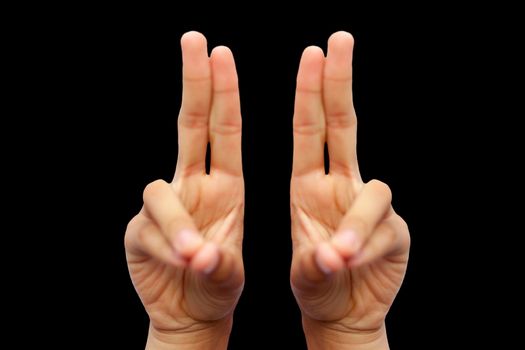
[131,222,186,266]
[142,180,204,259]
[331,180,392,258]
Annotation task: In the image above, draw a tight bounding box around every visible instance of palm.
[128,173,243,328]
[292,173,359,235]
[125,32,244,332]
[290,32,410,332]
[175,173,244,242]
[292,173,407,328]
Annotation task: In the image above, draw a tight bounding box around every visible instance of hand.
[290,32,410,348]
[124,32,244,350]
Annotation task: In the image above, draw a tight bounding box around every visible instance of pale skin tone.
[290,32,410,349]
[125,31,410,350]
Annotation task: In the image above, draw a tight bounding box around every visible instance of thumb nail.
[174,229,203,254]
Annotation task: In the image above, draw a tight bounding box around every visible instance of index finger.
[176,31,212,176]
[292,46,326,176]
[142,180,204,258]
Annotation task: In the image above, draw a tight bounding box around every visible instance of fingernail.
[203,247,220,275]
[315,250,333,275]
[333,230,359,251]
[318,260,332,275]
[175,229,203,252]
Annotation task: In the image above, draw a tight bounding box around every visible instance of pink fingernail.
[203,250,220,275]
[333,230,358,250]
[175,229,202,252]
[318,260,332,275]
[315,249,333,275]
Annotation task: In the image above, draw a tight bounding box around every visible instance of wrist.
[302,317,389,350]
[146,317,232,350]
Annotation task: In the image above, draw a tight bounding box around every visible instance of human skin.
[124,30,410,350]
[290,32,411,349]
[124,32,244,350]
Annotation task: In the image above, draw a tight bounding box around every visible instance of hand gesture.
[124,32,244,349]
[290,32,410,347]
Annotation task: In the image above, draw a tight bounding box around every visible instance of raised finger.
[292,46,326,176]
[331,180,392,258]
[177,31,212,175]
[209,46,242,176]
[324,31,359,176]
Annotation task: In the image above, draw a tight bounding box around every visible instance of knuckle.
[143,180,167,202]
[178,113,208,129]
[211,120,242,135]
[326,112,356,128]
[369,179,392,201]
[293,121,325,136]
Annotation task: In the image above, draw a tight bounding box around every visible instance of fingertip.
[316,255,332,275]
[297,46,325,89]
[328,31,355,47]
[300,46,325,72]
[301,45,325,62]
[142,179,169,204]
[181,31,207,48]
[331,230,361,258]
[210,46,237,74]
[368,179,392,203]
[210,46,239,96]
[180,31,210,79]
[191,242,220,274]
[211,45,234,59]
[203,253,220,274]
[326,32,354,72]
[173,229,204,258]
[315,242,345,275]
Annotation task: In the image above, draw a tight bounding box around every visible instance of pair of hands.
[125,31,410,350]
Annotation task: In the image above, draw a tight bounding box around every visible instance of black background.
[34,12,493,349]
[98,24,432,348]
